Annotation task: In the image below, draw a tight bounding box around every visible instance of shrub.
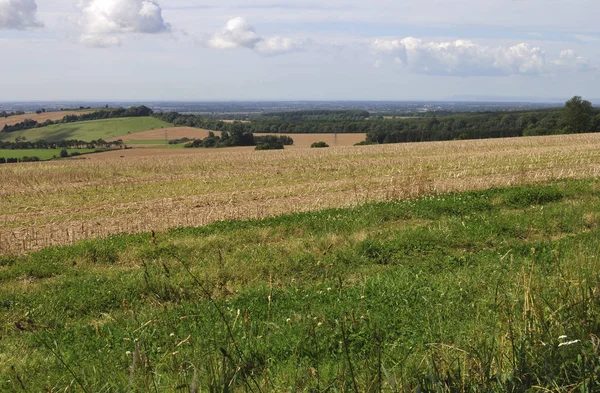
[255,141,284,150]
[6,158,18,163]
[60,149,69,158]
[0,157,5,164]
[311,141,329,148]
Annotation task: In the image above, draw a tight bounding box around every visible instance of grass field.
[1,179,599,391]
[0,117,172,143]
[0,148,96,161]
[1,133,600,254]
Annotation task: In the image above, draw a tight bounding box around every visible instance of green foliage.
[311,141,329,148]
[2,179,600,392]
[563,96,594,133]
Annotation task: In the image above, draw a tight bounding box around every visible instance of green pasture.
[0,117,172,143]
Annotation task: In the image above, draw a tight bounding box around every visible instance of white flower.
[286,318,291,323]
[558,335,568,340]
[558,340,581,347]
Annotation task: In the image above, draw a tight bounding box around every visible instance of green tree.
[563,96,593,133]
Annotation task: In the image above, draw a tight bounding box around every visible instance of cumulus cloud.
[0,0,43,30]
[372,38,548,76]
[78,0,171,47]
[207,17,261,49]
[206,17,308,56]
[553,50,598,72]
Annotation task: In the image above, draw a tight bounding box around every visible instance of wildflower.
[286,318,291,323]
[558,340,581,347]
[126,351,132,356]
[170,333,175,337]
[317,322,323,327]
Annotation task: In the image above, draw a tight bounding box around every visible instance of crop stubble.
[1,133,600,253]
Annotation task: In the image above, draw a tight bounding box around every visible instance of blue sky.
[0,0,598,101]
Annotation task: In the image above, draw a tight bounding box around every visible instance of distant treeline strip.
[0,139,124,150]
[153,98,600,144]
[181,131,293,149]
[1,106,153,133]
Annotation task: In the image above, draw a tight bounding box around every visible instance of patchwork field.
[2,133,600,254]
[0,110,93,129]
[111,127,367,148]
[0,117,172,142]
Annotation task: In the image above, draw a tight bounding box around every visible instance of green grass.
[0,148,96,161]
[0,117,172,142]
[1,179,600,392]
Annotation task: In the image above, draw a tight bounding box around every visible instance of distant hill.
[0,117,172,142]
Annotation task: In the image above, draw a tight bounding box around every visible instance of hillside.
[0,116,172,142]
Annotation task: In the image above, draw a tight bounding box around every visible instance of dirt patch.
[0,110,93,129]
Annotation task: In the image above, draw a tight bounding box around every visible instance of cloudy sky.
[0,0,599,101]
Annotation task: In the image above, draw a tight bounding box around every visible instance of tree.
[563,96,593,133]
[60,149,69,158]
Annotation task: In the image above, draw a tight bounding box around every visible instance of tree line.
[1,106,153,133]
[183,131,293,149]
[153,97,599,144]
[0,139,124,150]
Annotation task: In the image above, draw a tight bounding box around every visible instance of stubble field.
[2,133,600,254]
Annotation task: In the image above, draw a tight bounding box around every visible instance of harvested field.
[108,126,213,142]
[83,146,254,159]
[0,110,93,129]
[2,133,600,254]
[113,127,366,147]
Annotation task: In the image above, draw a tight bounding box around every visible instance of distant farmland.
[2,133,600,254]
[0,116,172,142]
[0,110,93,129]
[111,127,366,148]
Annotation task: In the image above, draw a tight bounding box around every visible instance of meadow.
[2,133,600,254]
[1,178,599,391]
[0,117,172,142]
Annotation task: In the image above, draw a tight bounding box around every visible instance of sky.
[0,0,599,101]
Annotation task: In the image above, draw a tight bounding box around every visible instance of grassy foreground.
[1,179,600,391]
[0,117,172,142]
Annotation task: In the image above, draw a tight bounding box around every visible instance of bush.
[21,156,40,162]
[311,141,329,148]
[255,141,284,150]
[0,157,5,164]
[70,152,82,157]
[60,149,69,158]
[6,158,18,163]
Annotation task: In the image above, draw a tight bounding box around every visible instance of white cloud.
[371,38,582,76]
[205,17,307,56]
[0,0,43,30]
[254,36,309,56]
[553,50,597,72]
[78,0,171,47]
[207,17,261,49]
